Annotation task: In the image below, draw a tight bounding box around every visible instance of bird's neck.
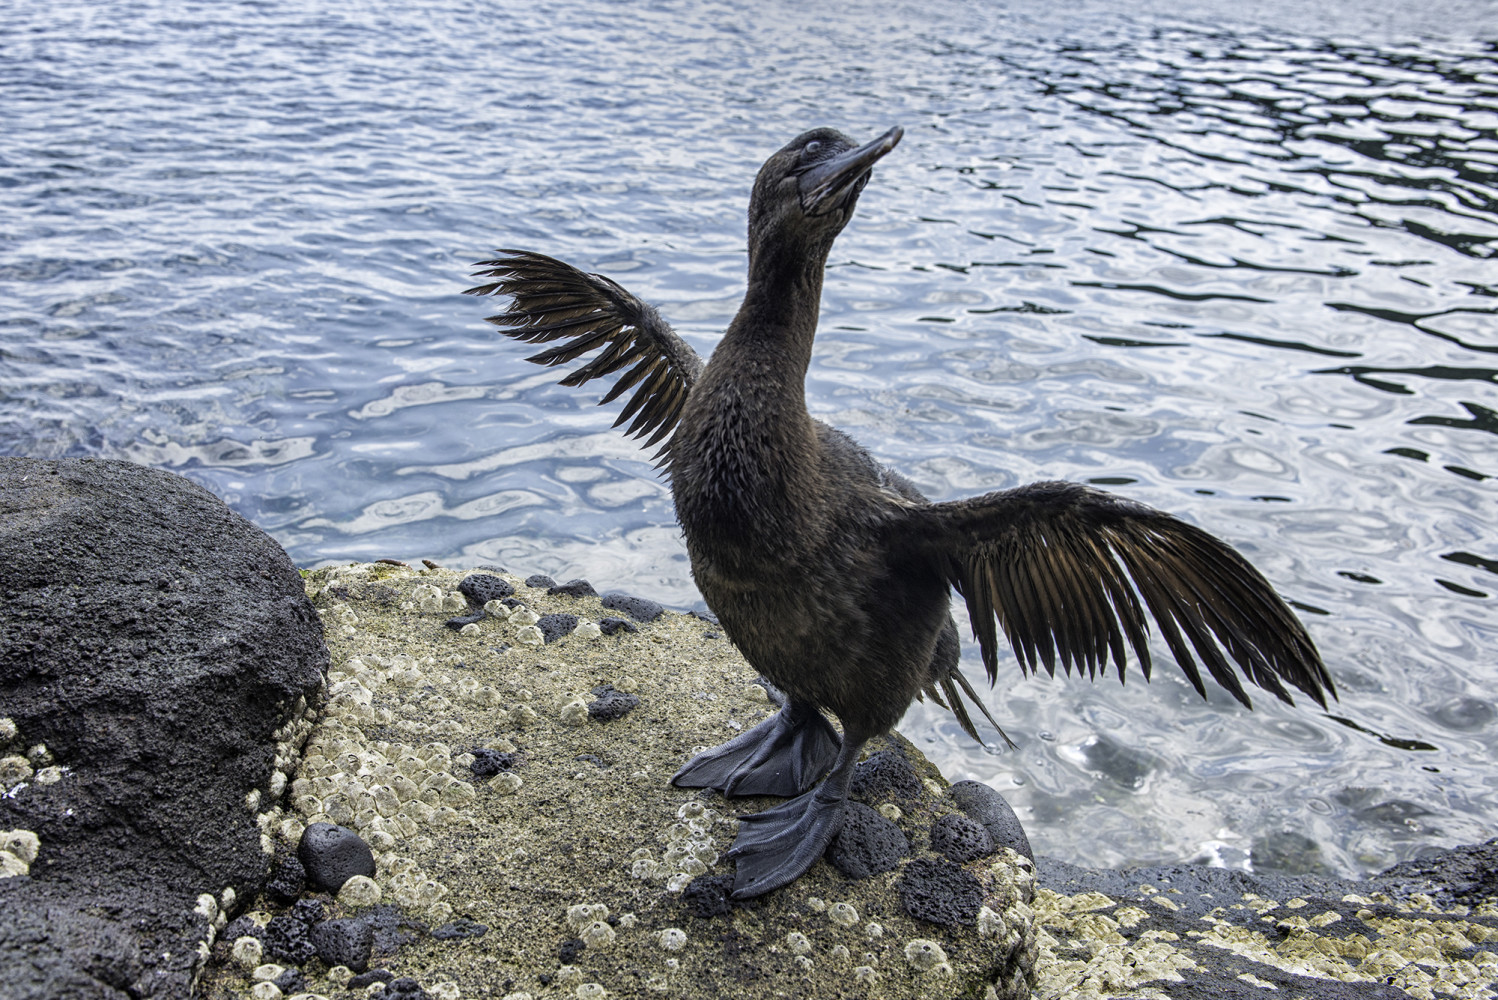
[715,243,827,388]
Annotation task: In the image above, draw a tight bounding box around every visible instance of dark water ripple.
[2,0,1496,877]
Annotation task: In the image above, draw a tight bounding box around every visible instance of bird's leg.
[671,698,842,798]
[726,728,870,899]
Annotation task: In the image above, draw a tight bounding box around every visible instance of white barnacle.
[828,902,858,928]
[580,919,616,949]
[232,936,263,969]
[0,830,40,865]
[338,875,382,908]
[903,938,948,972]
[978,905,1007,938]
[785,931,811,955]
[487,772,522,795]
[658,928,687,951]
[566,903,609,933]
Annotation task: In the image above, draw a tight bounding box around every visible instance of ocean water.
[3,0,1496,876]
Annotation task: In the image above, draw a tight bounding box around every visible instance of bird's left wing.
[891,481,1334,709]
[465,250,704,451]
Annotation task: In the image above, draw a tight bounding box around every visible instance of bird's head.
[746,126,903,267]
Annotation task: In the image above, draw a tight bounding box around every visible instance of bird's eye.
[804,140,822,156]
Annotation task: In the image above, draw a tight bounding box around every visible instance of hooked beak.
[798,125,903,216]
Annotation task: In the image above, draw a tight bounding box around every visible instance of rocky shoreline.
[3,458,1496,1000]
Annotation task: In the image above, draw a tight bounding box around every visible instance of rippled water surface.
[4,0,1497,877]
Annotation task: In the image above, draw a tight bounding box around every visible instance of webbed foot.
[727,787,849,899]
[671,700,841,798]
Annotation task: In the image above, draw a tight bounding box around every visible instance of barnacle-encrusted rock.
[0,458,327,1000]
[191,560,1498,1000]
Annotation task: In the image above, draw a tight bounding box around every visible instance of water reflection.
[1,0,1495,877]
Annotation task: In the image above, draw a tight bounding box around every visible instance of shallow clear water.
[4,0,1497,877]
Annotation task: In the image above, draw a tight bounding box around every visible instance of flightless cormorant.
[466,126,1335,899]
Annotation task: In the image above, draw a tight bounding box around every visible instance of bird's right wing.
[465,250,705,451]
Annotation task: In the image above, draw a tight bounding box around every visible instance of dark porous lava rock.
[431,918,488,941]
[264,851,307,905]
[459,573,514,606]
[288,898,327,925]
[444,611,486,630]
[348,969,396,990]
[558,937,586,963]
[849,747,923,806]
[949,779,1033,863]
[536,612,579,643]
[298,822,376,893]
[311,916,375,973]
[0,457,327,1000]
[898,856,985,926]
[547,578,598,598]
[828,801,909,879]
[929,812,996,863]
[271,968,306,995]
[681,874,736,918]
[599,617,638,636]
[524,574,557,589]
[383,977,431,1000]
[601,592,664,622]
[263,913,318,965]
[469,748,518,777]
[587,684,640,722]
[221,915,262,944]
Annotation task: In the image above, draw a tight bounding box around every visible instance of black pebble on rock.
[829,801,909,879]
[587,684,640,722]
[432,918,489,941]
[264,852,306,905]
[524,574,557,589]
[383,978,431,1000]
[898,856,985,926]
[930,812,996,863]
[681,874,736,918]
[288,898,328,926]
[469,748,517,777]
[601,592,664,622]
[558,937,585,963]
[348,969,396,990]
[849,747,923,806]
[356,903,421,955]
[221,915,261,944]
[949,779,1034,864]
[599,617,637,636]
[460,573,515,606]
[263,913,318,965]
[444,612,485,630]
[547,578,598,598]
[298,822,376,893]
[536,613,578,643]
[272,968,305,995]
[311,916,374,973]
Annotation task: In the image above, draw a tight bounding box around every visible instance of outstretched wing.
[895,481,1334,709]
[465,250,705,451]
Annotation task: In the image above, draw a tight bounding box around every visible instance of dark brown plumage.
[466,125,1334,898]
